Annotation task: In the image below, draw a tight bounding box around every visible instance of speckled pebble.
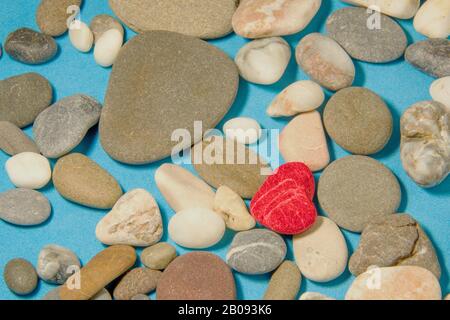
[113,268,161,300]
[264,261,301,300]
[36,0,83,36]
[141,242,177,270]
[4,258,38,295]
[405,39,450,78]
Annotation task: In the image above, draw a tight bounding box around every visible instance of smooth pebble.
[341,0,420,19]
[405,39,450,78]
[37,244,81,284]
[90,14,124,43]
[299,292,335,300]
[264,261,301,300]
[5,152,51,189]
[3,258,38,295]
[0,121,39,156]
[113,268,161,300]
[93,29,123,67]
[413,0,450,39]
[36,0,83,36]
[69,21,93,52]
[430,77,450,112]
[141,242,177,270]
[223,117,262,145]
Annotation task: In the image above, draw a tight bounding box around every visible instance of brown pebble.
[141,242,177,270]
[0,121,39,155]
[264,261,301,300]
[113,267,161,300]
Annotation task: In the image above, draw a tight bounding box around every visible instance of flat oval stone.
[59,245,136,300]
[0,73,53,128]
[37,244,81,284]
[157,252,236,300]
[279,111,330,172]
[4,258,38,295]
[349,214,441,278]
[113,267,161,300]
[324,87,393,155]
[295,33,355,91]
[232,0,322,38]
[155,163,215,212]
[326,7,407,63]
[192,136,271,199]
[90,14,124,43]
[405,39,450,78]
[293,216,348,282]
[33,94,102,159]
[0,121,39,155]
[36,0,83,36]
[6,152,52,189]
[341,0,420,19]
[0,188,51,226]
[345,266,441,300]
[168,208,226,249]
[226,229,286,275]
[4,28,57,64]
[263,261,301,300]
[99,31,238,164]
[430,77,450,112]
[52,153,123,209]
[109,0,237,39]
[141,242,177,270]
[96,189,163,247]
[318,156,401,232]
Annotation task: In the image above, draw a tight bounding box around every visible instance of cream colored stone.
[279,111,330,172]
[94,29,123,67]
[232,0,322,38]
[299,292,335,300]
[295,33,355,91]
[341,0,420,19]
[267,80,325,117]
[445,294,450,300]
[223,117,262,145]
[345,266,442,300]
[155,163,215,212]
[168,207,226,249]
[213,185,256,231]
[69,21,93,52]
[235,37,291,85]
[414,0,450,38]
[430,77,450,112]
[293,216,348,282]
[5,152,51,189]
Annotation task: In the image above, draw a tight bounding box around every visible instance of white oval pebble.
[430,77,450,112]
[235,37,291,85]
[413,0,450,39]
[94,29,123,67]
[5,152,51,189]
[223,117,262,145]
[293,216,348,282]
[267,80,325,117]
[69,21,94,53]
[168,207,225,249]
[342,0,420,19]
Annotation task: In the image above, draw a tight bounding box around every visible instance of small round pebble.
[157,252,236,300]
[4,28,57,64]
[141,242,177,270]
[37,244,81,284]
[324,87,393,155]
[223,117,262,145]
[0,121,39,156]
[5,152,51,189]
[226,229,287,275]
[318,156,401,232]
[264,261,301,300]
[36,0,83,36]
[69,21,93,52]
[93,29,123,67]
[4,258,38,295]
[113,268,161,300]
[0,188,51,226]
[90,14,124,43]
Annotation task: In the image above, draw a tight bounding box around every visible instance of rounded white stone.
[293,216,348,282]
[223,117,262,145]
[341,0,420,19]
[267,80,325,117]
[168,207,226,249]
[5,152,51,189]
[430,77,450,112]
[94,29,123,67]
[414,0,450,39]
[69,21,94,53]
[235,37,291,85]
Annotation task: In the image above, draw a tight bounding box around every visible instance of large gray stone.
[405,39,450,78]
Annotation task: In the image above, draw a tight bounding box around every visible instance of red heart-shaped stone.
[250,162,317,235]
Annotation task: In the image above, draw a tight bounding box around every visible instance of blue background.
[0,0,448,300]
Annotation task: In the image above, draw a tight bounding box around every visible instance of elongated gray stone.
[405,39,450,78]
[0,73,53,128]
[0,188,51,226]
[33,95,102,158]
[4,28,57,64]
[0,121,39,155]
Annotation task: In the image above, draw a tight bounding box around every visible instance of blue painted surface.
[0,0,448,300]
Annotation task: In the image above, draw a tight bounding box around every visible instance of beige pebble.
[235,37,291,85]
[94,29,123,67]
[264,261,301,300]
[213,185,256,231]
[141,242,177,270]
[414,0,450,39]
[296,33,355,91]
[430,77,450,112]
[5,152,51,189]
[96,189,163,247]
[267,80,325,117]
[232,0,322,38]
[299,292,335,300]
[279,111,330,172]
[69,21,93,52]
[91,288,112,300]
[293,216,348,282]
[341,0,420,19]
[223,117,262,145]
[346,266,442,300]
[155,163,215,212]
[113,267,161,300]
